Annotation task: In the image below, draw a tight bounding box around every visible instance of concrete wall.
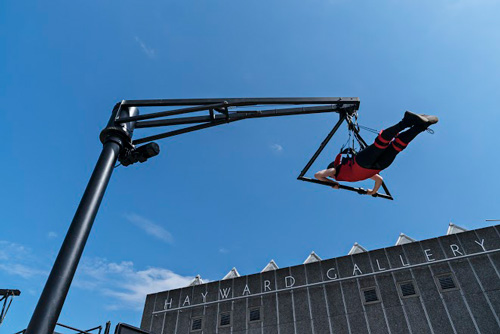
[141,225,500,334]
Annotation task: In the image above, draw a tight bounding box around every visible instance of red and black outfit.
[330,121,426,182]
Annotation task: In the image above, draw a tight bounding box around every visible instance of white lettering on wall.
[219,288,231,299]
[201,292,208,303]
[352,263,363,276]
[376,259,386,271]
[285,276,295,288]
[400,255,410,267]
[450,244,463,256]
[424,249,435,262]
[264,280,272,291]
[164,298,173,310]
[326,268,338,280]
[242,284,251,296]
[475,239,486,251]
[183,295,190,306]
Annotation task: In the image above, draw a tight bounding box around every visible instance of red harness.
[333,155,380,182]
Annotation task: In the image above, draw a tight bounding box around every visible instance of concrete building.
[140,224,500,333]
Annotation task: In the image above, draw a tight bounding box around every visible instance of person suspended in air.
[314,111,438,195]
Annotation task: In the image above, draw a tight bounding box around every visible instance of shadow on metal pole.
[25,104,138,334]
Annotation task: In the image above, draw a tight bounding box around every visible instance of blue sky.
[1,0,500,332]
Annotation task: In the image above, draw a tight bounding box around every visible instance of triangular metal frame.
[297,113,394,200]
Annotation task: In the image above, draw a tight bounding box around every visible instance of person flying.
[314,111,438,195]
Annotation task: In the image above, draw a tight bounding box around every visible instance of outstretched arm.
[315,168,339,189]
[367,174,383,195]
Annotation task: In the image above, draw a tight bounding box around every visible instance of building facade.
[140,225,500,334]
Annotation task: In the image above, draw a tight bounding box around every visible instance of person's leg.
[374,125,426,170]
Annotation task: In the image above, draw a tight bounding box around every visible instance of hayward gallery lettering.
[161,239,488,311]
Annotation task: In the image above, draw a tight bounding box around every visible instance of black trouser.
[356,122,426,170]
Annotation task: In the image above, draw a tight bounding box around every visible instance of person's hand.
[366,189,376,195]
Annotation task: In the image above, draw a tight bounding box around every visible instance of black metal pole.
[25,105,138,334]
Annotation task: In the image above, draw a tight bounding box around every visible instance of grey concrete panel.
[262,325,278,334]
[375,273,400,308]
[336,255,355,279]
[440,290,478,334]
[248,273,261,294]
[369,249,390,273]
[233,276,247,299]
[451,258,483,294]
[402,241,428,264]
[204,305,218,334]
[163,312,179,334]
[358,275,377,290]
[290,264,307,286]
[248,327,263,334]
[341,281,363,314]
[490,252,500,274]
[141,294,155,330]
[392,269,413,282]
[458,230,488,255]
[400,297,432,334]
[320,258,338,282]
[308,286,329,320]
[464,293,499,334]
[350,252,373,277]
[205,281,219,303]
[232,299,247,332]
[218,326,231,334]
[190,306,204,317]
[219,279,233,301]
[292,288,311,321]
[346,311,369,334]
[154,291,169,313]
[324,281,346,317]
[305,261,322,283]
[474,226,500,250]
[412,267,455,333]
[262,293,278,329]
[364,304,390,334]
[150,313,165,334]
[192,283,207,305]
[248,296,261,308]
[469,256,500,291]
[261,270,276,293]
[175,309,190,334]
[295,320,313,334]
[277,322,294,334]
[419,237,446,262]
[385,247,410,269]
[179,287,193,309]
[275,267,291,290]
[277,291,294,325]
[382,305,411,334]
[311,316,330,334]
[486,290,500,320]
[329,314,350,334]
[438,234,464,258]
[428,261,454,276]
[219,300,232,312]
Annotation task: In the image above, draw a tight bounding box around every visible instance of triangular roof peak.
[261,259,279,272]
[395,233,416,246]
[222,267,240,280]
[348,242,368,255]
[189,274,203,286]
[447,223,468,235]
[303,251,322,264]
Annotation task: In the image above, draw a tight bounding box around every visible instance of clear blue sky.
[1,0,499,332]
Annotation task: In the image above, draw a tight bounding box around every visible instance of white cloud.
[76,257,195,310]
[0,241,48,278]
[125,213,173,244]
[270,143,283,153]
[47,231,58,239]
[219,248,229,254]
[134,36,156,58]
